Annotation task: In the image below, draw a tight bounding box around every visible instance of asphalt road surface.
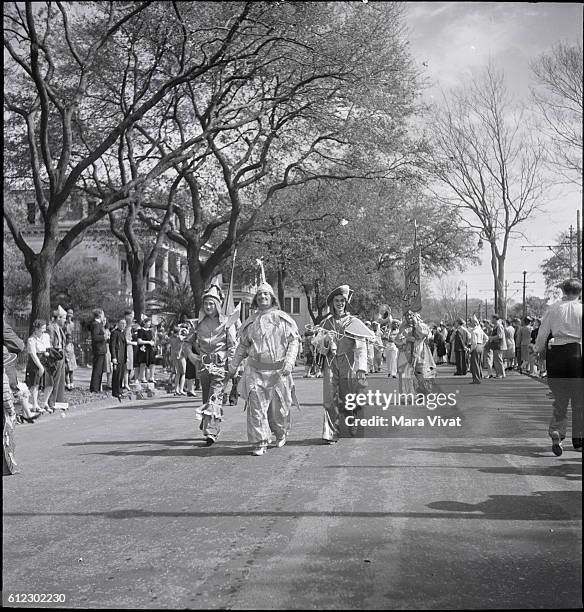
[3,366,582,609]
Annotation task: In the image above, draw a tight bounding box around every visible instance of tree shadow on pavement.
[427,490,582,520]
[477,462,582,481]
[408,443,554,458]
[5,490,581,521]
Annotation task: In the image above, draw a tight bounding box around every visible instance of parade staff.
[194,285,237,446]
[227,280,300,456]
[313,285,367,444]
[535,278,582,455]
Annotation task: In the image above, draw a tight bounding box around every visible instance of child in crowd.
[64,333,77,390]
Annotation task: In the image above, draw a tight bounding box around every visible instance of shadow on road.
[5,489,581,521]
[65,437,327,457]
[408,443,555,458]
[428,489,582,520]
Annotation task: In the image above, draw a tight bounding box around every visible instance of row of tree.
[4,3,582,331]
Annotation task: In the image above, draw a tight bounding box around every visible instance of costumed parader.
[313,285,369,444]
[395,310,436,397]
[193,284,238,445]
[226,261,301,456]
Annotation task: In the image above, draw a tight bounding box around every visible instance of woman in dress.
[488,314,507,379]
[137,318,156,383]
[25,319,50,414]
[503,319,516,371]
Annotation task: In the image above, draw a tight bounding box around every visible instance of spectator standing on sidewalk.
[47,306,67,411]
[488,314,507,379]
[516,317,532,374]
[103,319,113,390]
[137,317,156,383]
[122,309,136,389]
[109,318,127,400]
[90,308,107,392]
[535,278,582,455]
[469,316,488,384]
[504,319,516,371]
[529,318,542,375]
[64,333,77,390]
[452,318,470,376]
[25,319,49,412]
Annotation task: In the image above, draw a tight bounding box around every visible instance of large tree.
[136,1,426,311]
[235,178,479,321]
[530,41,583,185]
[540,229,582,296]
[425,63,550,315]
[3,2,289,328]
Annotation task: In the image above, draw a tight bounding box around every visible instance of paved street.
[3,365,582,610]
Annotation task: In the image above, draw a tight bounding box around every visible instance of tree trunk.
[277,265,287,308]
[130,263,146,321]
[187,249,205,314]
[495,253,506,317]
[489,244,506,316]
[28,256,54,334]
[302,284,318,324]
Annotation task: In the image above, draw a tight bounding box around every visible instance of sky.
[403,1,583,305]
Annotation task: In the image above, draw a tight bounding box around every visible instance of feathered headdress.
[255,258,274,297]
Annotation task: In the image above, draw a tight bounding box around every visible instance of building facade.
[7,188,319,329]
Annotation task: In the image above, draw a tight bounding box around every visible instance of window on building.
[87,200,97,216]
[284,297,292,313]
[120,260,127,286]
[292,297,301,314]
[85,257,98,264]
[27,201,36,224]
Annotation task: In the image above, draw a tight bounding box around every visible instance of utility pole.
[569,225,574,276]
[513,272,536,318]
[504,280,508,319]
[577,210,581,279]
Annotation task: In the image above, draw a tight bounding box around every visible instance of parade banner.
[402,245,422,314]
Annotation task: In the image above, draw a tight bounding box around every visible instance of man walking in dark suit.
[109,318,127,400]
[90,309,106,392]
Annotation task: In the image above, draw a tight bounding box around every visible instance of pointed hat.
[255,258,275,297]
[326,285,353,306]
[202,284,224,306]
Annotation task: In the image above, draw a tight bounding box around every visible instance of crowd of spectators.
[298,311,548,384]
